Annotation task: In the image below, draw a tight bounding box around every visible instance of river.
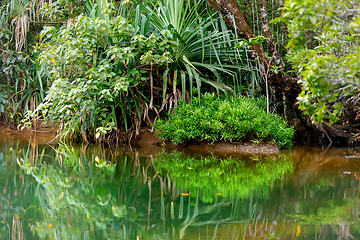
[0,133,359,240]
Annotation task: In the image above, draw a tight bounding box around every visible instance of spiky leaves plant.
[1,0,43,51]
[0,0,48,125]
[141,0,256,102]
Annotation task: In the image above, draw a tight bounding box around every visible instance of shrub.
[155,93,294,148]
[23,13,173,141]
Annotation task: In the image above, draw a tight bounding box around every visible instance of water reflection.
[1,142,360,239]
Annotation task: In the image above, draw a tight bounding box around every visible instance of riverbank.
[131,129,279,156]
[0,123,279,155]
[0,122,57,145]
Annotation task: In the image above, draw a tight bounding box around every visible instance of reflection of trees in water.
[151,151,297,239]
[0,143,146,239]
[2,144,360,239]
[0,145,295,239]
[0,141,57,240]
[256,147,360,240]
[155,148,360,240]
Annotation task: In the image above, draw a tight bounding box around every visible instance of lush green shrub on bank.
[155,93,294,148]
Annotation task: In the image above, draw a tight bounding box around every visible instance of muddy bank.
[0,122,279,155]
[0,123,57,145]
[131,129,279,157]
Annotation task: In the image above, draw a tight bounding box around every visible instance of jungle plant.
[155,93,294,148]
[0,0,44,51]
[23,7,175,141]
[0,29,48,125]
[0,0,139,128]
[2,53,48,124]
[40,0,85,21]
[0,0,50,125]
[280,0,360,124]
[140,0,257,102]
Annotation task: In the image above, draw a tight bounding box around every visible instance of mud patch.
[131,129,279,157]
[0,123,57,145]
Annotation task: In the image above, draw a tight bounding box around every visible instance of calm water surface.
[0,135,360,240]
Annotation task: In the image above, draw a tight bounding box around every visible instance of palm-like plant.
[9,0,31,51]
[141,0,255,100]
[0,0,46,125]
[1,0,42,51]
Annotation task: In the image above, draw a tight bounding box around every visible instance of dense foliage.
[1,0,266,143]
[3,0,359,144]
[281,0,360,124]
[156,93,294,148]
[0,0,52,125]
[26,12,174,140]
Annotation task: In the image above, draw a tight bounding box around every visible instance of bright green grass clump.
[155,93,294,148]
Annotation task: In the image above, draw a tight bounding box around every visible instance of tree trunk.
[207,0,268,74]
[206,0,300,103]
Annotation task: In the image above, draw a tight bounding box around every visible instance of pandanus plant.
[1,0,43,51]
[139,0,256,104]
[0,0,48,125]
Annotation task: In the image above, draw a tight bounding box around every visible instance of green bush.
[155,93,294,148]
[23,13,174,141]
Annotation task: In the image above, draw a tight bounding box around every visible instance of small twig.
[31,20,66,24]
[47,133,60,144]
[30,127,57,133]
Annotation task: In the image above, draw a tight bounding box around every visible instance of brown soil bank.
[0,122,57,145]
[131,129,279,156]
[0,123,279,155]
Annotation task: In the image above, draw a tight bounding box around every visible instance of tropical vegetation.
[1,0,359,144]
[281,0,360,125]
[156,93,294,148]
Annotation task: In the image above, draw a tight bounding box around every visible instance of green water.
[0,138,360,240]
